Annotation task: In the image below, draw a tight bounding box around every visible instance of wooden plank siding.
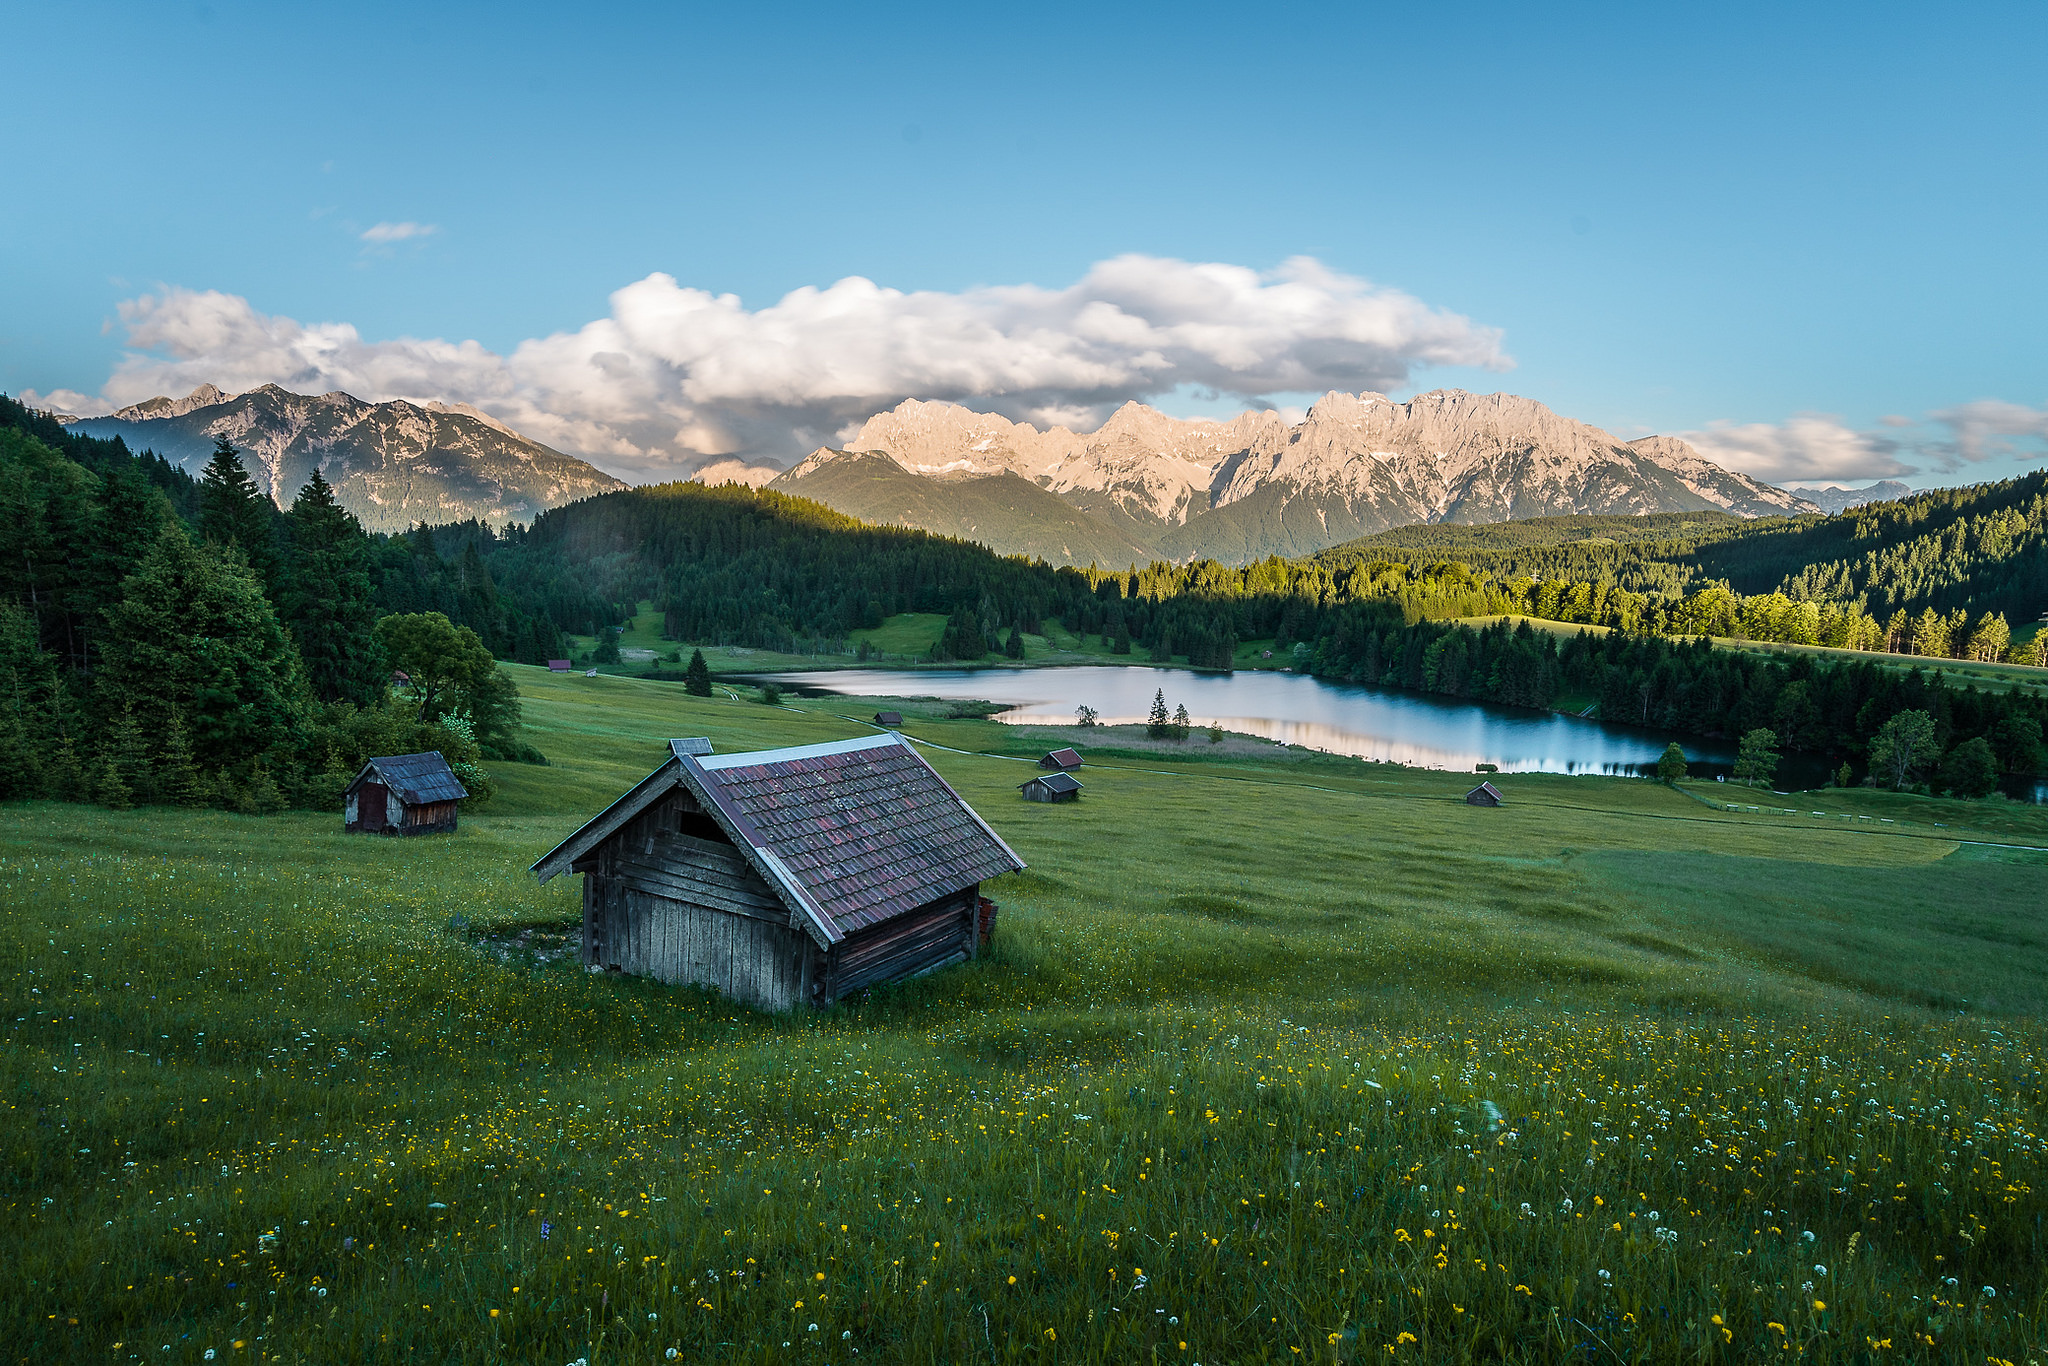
[576,788,980,1009]
[825,886,978,1000]
[540,734,1024,1013]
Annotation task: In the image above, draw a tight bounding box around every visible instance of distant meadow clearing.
[5,666,2047,1363]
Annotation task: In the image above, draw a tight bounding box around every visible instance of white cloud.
[1679,414,1914,483]
[359,221,437,243]
[1926,399,2048,466]
[1684,401,2048,485]
[59,255,1509,478]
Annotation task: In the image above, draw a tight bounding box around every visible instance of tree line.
[10,393,2042,807]
[0,398,541,811]
[1300,607,2046,791]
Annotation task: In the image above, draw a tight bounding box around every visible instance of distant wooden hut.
[874,711,904,727]
[1038,748,1084,771]
[1020,772,1082,803]
[1465,781,1504,807]
[530,734,1024,1011]
[547,659,572,672]
[345,752,467,835]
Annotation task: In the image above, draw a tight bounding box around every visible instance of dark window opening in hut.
[677,809,731,844]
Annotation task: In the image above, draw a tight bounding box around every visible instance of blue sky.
[4,0,2044,487]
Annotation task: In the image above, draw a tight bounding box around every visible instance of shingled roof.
[531,733,1023,944]
[348,751,468,804]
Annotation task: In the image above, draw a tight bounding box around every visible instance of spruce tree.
[98,523,308,773]
[1004,625,1025,659]
[95,755,133,810]
[684,648,713,696]
[198,437,278,591]
[99,705,155,805]
[1147,689,1171,739]
[1172,702,1191,740]
[0,602,70,800]
[282,469,385,705]
[156,717,204,807]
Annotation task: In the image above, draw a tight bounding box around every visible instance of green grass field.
[7,664,2048,1362]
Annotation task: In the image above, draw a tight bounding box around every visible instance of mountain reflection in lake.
[756,665,1742,777]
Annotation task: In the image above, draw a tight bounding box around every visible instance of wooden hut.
[529,733,1024,1011]
[1465,781,1504,807]
[1038,748,1083,771]
[1019,772,1082,803]
[345,752,467,835]
[547,659,572,672]
[873,711,904,727]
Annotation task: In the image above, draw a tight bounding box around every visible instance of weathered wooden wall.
[346,788,457,835]
[823,886,977,1002]
[574,783,986,1011]
[579,787,817,1011]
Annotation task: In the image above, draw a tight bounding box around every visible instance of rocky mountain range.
[768,390,1817,566]
[67,384,625,532]
[1796,480,1913,515]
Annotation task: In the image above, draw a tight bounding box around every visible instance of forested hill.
[1316,472,2048,626]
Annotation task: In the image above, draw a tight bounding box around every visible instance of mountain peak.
[69,382,624,530]
[110,383,233,421]
[777,387,1817,566]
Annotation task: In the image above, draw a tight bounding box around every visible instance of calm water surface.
[760,665,1747,778]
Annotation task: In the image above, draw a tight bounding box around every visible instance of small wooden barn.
[1019,772,1082,803]
[530,733,1025,1011]
[1038,748,1083,771]
[345,751,467,835]
[547,659,572,672]
[874,711,904,727]
[1465,781,1504,807]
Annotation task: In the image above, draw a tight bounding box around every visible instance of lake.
[755,664,1760,780]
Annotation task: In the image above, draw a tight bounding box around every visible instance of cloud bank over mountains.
[1680,403,2048,485]
[32,256,1511,481]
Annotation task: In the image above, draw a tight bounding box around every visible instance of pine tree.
[83,458,172,666]
[1147,689,1171,739]
[156,716,204,807]
[198,437,278,591]
[1004,625,1025,659]
[99,705,155,805]
[282,468,385,705]
[1172,703,1191,740]
[1965,612,2010,662]
[0,602,70,800]
[95,755,133,810]
[684,648,713,697]
[98,523,308,773]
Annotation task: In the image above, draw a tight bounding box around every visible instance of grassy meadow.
[6,664,2048,1363]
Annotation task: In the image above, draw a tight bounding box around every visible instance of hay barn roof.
[1021,772,1082,794]
[531,734,1023,945]
[350,752,468,804]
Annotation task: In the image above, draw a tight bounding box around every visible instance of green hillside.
[769,452,1155,568]
[7,667,2046,1360]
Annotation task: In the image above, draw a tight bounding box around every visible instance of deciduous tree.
[1733,728,1779,787]
[1656,741,1687,784]
[1868,710,1936,789]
